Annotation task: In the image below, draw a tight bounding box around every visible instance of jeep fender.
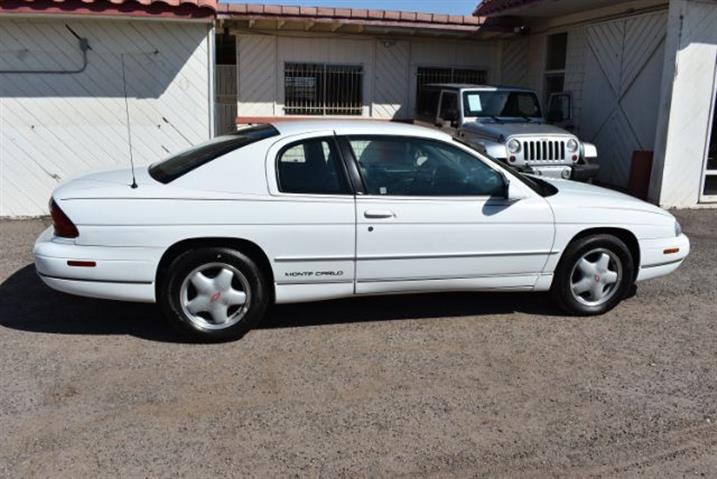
[582,142,598,161]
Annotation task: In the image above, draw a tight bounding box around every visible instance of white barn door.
[579,11,667,187]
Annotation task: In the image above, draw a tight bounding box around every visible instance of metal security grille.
[523,139,567,162]
[284,63,363,116]
[416,66,487,103]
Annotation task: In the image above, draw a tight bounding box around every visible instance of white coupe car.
[34,120,689,340]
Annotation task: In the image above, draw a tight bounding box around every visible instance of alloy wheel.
[569,248,622,307]
[179,262,252,330]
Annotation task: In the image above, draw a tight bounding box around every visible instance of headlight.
[674,220,682,237]
[566,139,579,153]
[507,139,521,154]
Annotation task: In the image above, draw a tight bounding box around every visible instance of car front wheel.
[551,234,634,315]
[159,248,270,341]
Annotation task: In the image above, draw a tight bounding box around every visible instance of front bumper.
[570,163,600,181]
[33,227,159,303]
[636,233,690,282]
[506,163,600,182]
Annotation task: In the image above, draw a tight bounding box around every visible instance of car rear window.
[149,124,279,183]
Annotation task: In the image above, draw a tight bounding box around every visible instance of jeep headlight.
[566,139,579,153]
[507,139,521,154]
[674,220,682,237]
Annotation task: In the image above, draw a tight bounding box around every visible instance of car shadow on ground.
[0,264,562,343]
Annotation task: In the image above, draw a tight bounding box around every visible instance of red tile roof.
[474,0,544,16]
[0,0,217,18]
[218,3,482,28]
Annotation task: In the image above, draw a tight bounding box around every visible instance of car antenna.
[120,53,138,189]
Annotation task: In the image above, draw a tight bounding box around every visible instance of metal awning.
[218,3,487,38]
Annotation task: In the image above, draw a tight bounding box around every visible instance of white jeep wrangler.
[416,84,599,181]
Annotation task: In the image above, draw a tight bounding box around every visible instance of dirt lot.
[0,211,715,478]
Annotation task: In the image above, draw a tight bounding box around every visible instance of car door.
[264,131,356,302]
[342,134,555,295]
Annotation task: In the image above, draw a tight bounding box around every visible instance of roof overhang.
[0,0,217,20]
[218,4,488,38]
[475,0,647,18]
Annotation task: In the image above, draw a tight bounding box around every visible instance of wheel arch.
[155,237,275,300]
[565,227,641,280]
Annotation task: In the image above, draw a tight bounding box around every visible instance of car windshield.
[463,91,542,119]
[149,124,279,183]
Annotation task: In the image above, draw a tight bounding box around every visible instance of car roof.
[425,83,535,93]
[264,119,453,141]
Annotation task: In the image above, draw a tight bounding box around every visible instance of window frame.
[437,90,460,124]
[283,62,364,116]
[699,83,717,202]
[339,134,509,200]
[274,135,355,197]
[543,32,569,105]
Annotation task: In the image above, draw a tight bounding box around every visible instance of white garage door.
[579,11,667,187]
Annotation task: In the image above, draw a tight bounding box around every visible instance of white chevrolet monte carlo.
[34,120,689,341]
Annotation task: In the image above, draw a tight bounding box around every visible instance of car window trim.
[274,135,355,196]
[335,135,366,195]
[341,134,506,200]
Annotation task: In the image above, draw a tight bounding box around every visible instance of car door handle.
[364,210,395,219]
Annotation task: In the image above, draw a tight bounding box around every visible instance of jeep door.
[342,135,555,295]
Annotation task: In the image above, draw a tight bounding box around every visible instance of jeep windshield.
[462,91,542,120]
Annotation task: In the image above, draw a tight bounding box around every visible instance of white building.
[0,0,217,217]
[475,0,717,207]
[0,0,715,216]
[215,4,495,127]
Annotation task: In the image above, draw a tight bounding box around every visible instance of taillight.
[49,199,79,238]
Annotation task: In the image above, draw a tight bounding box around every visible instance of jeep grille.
[523,140,566,162]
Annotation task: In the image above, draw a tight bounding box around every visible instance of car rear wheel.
[159,248,269,341]
[551,234,634,315]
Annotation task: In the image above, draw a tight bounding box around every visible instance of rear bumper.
[636,233,690,282]
[33,227,159,303]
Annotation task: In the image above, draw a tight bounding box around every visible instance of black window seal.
[275,136,354,196]
[335,135,366,195]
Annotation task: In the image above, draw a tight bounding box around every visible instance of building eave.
[0,0,217,20]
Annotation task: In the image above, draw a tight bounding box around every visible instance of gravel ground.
[0,211,715,478]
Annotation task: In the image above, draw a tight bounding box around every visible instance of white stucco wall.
[652,0,717,207]
[235,33,501,120]
[0,17,213,217]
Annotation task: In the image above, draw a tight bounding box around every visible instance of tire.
[551,234,634,316]
[159,247,270,341]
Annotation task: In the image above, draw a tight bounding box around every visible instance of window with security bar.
[284,63,363,116]
[415,67,487,112]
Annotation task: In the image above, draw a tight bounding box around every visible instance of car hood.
[542,177,673,219]
[462,121,574,141]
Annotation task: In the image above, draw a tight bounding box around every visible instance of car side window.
[347,136,505,197]
[277,137,350,195]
